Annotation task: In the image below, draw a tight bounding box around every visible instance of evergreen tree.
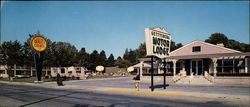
[89,50,100,71]
[76,48,90,68]
[123,48,129,60]
[106,54,115,67]
[99,50,107,66]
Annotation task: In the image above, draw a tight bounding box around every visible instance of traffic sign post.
[151,56,154,92]
[30,34,47,82]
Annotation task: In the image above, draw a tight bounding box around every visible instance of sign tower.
[30,32,47,82]
[144,27,171,91]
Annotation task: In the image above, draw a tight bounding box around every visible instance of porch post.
[4,68,7,75]
[222,58,224,73]
[51,68,54,77]
[190,60,192,75]
[233,57,235,73]
[140,60,143,77]
[31,67,33,76]
[245,58,248,73]
[212,58,217,77]
[14,64,16,76]
[173,60,177,76]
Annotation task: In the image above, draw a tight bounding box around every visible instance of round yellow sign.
[31,36,47,52]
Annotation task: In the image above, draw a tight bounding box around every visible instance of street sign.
[31,36,47,52]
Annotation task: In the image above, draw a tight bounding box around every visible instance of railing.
[204,71,214,83]
[189,72,193,83]
[172,71,186,83]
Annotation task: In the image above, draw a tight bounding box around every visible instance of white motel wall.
[0,66,88,79]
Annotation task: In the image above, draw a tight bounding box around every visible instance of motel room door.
[190,59,203,76]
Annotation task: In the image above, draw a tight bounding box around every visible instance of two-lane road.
[0,82,245,107]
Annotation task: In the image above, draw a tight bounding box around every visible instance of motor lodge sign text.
[145,28,171,58]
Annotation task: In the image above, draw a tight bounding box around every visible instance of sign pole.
[151,56,154,92]
[30,33,47,83]
[163,58,166,89]
[34,52,43,81]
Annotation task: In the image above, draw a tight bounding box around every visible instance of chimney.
[216,43,224,47]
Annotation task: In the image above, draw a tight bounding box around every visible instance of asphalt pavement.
[0,77,249,107]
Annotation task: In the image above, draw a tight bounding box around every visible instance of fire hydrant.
[135,80,139,91]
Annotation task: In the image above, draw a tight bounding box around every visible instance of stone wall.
[214,77,250,85]
[141,76,174,83]
[141,76,250,86]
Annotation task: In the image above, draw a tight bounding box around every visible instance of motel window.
[61,68,65,73]
[192,46,201,52]
[47,71,51,75]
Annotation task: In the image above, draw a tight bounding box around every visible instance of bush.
[56,74,63,86]
[133,75,140,80]
[76,77,80,80]
[45,75,49,79]
[63,76,67,81]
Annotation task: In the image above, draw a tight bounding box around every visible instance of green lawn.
[0,77,55,83]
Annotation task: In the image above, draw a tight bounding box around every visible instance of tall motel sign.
[145,27,171,91]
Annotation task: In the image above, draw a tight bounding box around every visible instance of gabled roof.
[130,62,158,68]
[169,40,241,57]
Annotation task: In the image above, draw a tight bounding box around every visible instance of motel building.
[131,40,250,85]
[0,66,88,79]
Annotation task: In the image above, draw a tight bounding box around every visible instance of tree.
[114,59,131,68]
[0,40,23,78]
[170,41,183,52]
[89,50,100,71]
[136,43,146,58]
[99,50,107,66]
[76,48,90,68]
[52,42,78,67]
[205,33,250,52]
[22,35,34,67]
[123,48,129,60]
[205,33,229,46]
[126,49,137,65]
[1,40,23,66]
[106,54,115,67]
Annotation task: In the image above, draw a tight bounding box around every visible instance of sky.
[1,1,249,58]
